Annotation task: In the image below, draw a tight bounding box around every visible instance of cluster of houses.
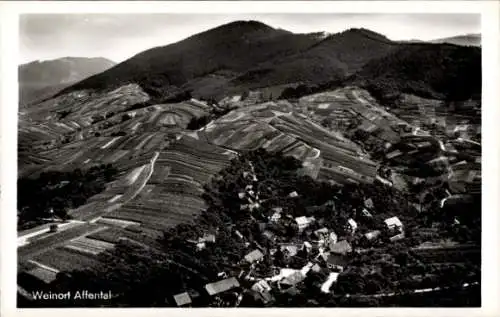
[172,164,407,307]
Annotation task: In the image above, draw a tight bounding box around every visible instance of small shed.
[173,292,192,307]
[288,191,299,198]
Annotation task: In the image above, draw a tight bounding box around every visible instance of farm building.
[205,277,240,296]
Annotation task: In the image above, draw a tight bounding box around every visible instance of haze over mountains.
[429,34,481,47]
[403,34,481,47]
[51,21,480,103]
[19,57,116,106]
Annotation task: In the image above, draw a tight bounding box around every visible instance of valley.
[16,20,481,308]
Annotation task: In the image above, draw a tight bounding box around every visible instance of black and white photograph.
[1,1,499,314]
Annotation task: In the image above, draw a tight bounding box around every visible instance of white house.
[384,216,403,231]
[295,216,315,232]
[347,218,358,233]
[329,232,338,245]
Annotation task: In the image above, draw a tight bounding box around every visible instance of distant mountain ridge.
[19,57,116,106]
[53,21,480,102]
[429,34,481,47]
[398,34,481,47]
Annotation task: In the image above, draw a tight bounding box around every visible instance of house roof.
[330,240,352,255]
[384,216,403,228]
[173,292,192,306]
[205,277,240,296]
[288,191,299,198]
[280,245,298,256]
[300,262,314,276]
[258,290,274,303]
[312,263,322,272]
[271,212,281,220]
[362,208,373,217]
[295,216,309,226]
[390,232,405,242]
[244,249,264,263]
[347,218,357,228]
[365,230,381,240]
[267,268,297,282]
[251,280,271,293]
[281,271,305,286]
[314,227,329,237]
[320,272,340,293]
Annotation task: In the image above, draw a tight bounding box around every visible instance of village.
[170,160,409,307]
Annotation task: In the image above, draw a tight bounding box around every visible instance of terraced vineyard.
[17,81,479,299]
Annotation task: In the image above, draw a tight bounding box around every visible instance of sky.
[19,13,481,64]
